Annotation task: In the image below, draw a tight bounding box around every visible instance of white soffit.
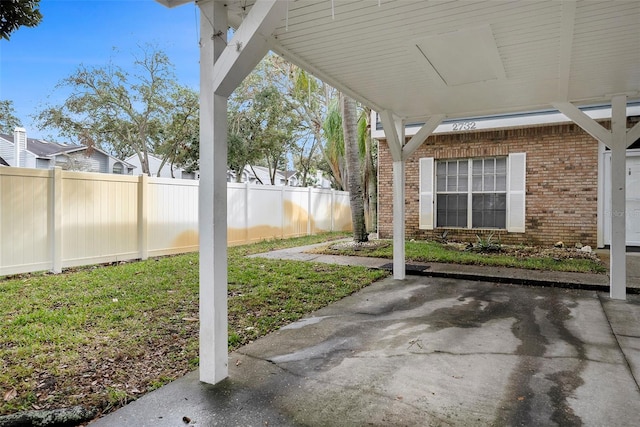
[157,0,640,122]
[414,26,506,87]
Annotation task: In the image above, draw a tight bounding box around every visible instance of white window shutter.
[507,152,526,232]
[419,157,435,230]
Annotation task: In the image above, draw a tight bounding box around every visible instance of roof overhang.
[160,0,640,123]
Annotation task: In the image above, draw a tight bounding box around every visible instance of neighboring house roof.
[0,133,135,168]
[124,153,198,177]
[237,165,301,186]
[0,156,8,166]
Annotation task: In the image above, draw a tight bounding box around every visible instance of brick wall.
[378,123,600,247]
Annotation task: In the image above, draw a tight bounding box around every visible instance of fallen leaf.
[235,359,242,366]
[3,388,17,402]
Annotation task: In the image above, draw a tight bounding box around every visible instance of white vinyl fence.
[0,167,352,276]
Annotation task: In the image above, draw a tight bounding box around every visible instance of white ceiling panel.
[162,0,640,121]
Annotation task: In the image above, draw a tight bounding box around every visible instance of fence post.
[244,182,250,245]
[331,189,335,232]
[50,167,62,273]
[138,174,149,260]
[307,186,312,236]
[281,186,285,239]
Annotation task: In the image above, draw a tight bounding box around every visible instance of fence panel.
[227,183,248,245]
[61,172,139,268]
[332,191,353,231]
[0,168,51,275]
[0,167,352,276]
[147,177,199,256]
[246,185,284,243]
[283,187,311,238]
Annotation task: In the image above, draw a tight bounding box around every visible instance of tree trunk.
[0,406,96,427]
[362,108,377,232]
[341,93,368,242]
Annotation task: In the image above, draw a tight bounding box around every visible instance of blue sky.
[0,0,200,140]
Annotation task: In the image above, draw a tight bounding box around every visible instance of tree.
[341,93,368,242]
[0,0,42,40]
[154,86,200,176]
[252,86,298,184]
[35,46,197,176]
[322,100,347,190]
[0,99,22,134]
[228,62,299,185]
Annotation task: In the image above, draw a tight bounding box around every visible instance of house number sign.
[451,121,477,131]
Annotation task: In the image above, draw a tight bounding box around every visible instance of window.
[112,162,123,174]
[436,160,469,227]
[419,153,526,232]
[471,157,507,228]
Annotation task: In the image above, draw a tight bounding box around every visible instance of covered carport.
[156,0,640,385]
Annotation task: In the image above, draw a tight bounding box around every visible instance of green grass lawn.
[0,232,388,417]
[315,239,607,274]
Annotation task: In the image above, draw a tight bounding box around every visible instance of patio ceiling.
[161,0,640,121]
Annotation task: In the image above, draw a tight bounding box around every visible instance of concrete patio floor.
[91,275,640,427]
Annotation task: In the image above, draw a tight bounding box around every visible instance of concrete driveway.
[91,276,640,427]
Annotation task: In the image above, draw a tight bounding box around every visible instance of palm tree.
[358,106,377,233]
[322,102,347,190]
[341,93,368,242]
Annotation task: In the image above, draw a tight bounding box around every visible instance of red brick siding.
[377,124,599,247]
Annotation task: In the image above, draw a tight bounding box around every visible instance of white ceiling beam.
[379,110,403,162]
[552,102,612,147]
[212,0,288,97]
[627,120,640,148]
[556,1,576,102]
[402,114,445,161]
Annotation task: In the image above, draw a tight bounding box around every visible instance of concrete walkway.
[91,246,640,427]
[251,242,640,292]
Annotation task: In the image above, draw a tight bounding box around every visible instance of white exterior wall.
[0,167,351,276]
[0,139,37,168]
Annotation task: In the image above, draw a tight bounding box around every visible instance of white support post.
[138,174,149,261]
[380,113,407,280]
[379,110,403,161]
[393,160,406,280]
[609,95,627,300]
[199,0,229,384]
[50,167,62,274]
[198,0,285,383]
[555,97,630,300]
